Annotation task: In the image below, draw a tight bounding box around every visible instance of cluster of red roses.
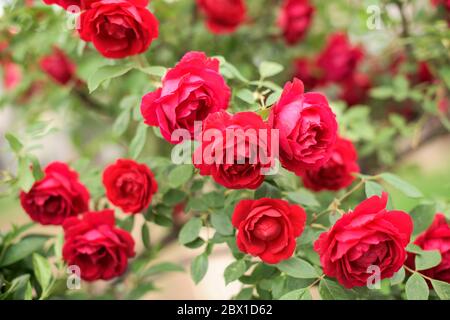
[20,159,157,280]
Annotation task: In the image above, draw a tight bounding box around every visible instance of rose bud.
[39,47,76,85]
[20,162,90,225]
[232,198,306,264]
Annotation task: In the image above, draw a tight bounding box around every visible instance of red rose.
[193,111,274,190]
[102,159,158,214]
[2,61,22,90]
[293,58,321,90]
[406,214,450,283]
[141,51,231,143]
[268,78,337,173]
[78,0,158,59]
[43,0,82,10]
[62,209,135,281]
[300,137,359,191]
[316,33,364,83]
[20,162,90,225]
[314,193,413,288]
[277,0,314,45]
[339,73,371,106]
[197,0,246,34]
[232,198,306,264]
[39,47,76,85]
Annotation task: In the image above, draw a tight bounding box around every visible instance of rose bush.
[0,0,449,301]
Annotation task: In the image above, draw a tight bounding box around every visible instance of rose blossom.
[268,78,337,174]
[339,73,372,106]
[197,0,246,34]
[406,214,450,283]
[62,209,135,281]
[20,162,90,225]
[193,111,274,190]
[300,136,360,191]
[232,198,306,264]
[39,47,76,85]
[141,51,231,143]
[314,193,413,288]
[2,61,22,90]
[277,0,314,45]
[78,0,158,59]
[102,159,158,214]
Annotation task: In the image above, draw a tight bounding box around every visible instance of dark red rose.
[339,73,371,106]
[414,61,434,84]
[78,0,158,59]
[141,51,231,143]
[432,0,450,10]
[197,0,246,34]
[406,214,450,283]
[232,198,306,264]
[300,137,359,192]
[316,33,364,83]
[193,111,274,190]
[102,159,157,214]
[268,78,337,174]
[62,209,135,281]
[2,61,22,90]
[314,193,413,288]
[39,47,76,85]
[277,0,314,45]
[20,162,90,225]
[293,58,322,90]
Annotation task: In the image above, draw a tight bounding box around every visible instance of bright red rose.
[141,51,231,143]
[197,0,246,34]
[39,47,76,85]
[102,159,157,214]
[232,198,306,264]
[2,61,22,90]
[193,111,274,190]
[268,78,337,173]
[277,0,314,45]
[339,73,371,106]
[62,209,135,281]
[78,0,158,59]
[43,0,82,10]
[293,58,321,90]
[20,162,90,225]
[314,193,413,288]
[316,33,364,83]
[406,214,450,283]
[300,137,359,191]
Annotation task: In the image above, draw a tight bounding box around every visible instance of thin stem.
[403,264,435,282]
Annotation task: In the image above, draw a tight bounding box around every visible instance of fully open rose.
[141,51,231,143]
[62,209,135,281]
[232,198,306,264]
[20,162,90,225]
[314,193,413,288]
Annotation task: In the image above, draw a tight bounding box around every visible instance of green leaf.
[141,223,151,249]
[112,109,131,137]
[5,132,23,153]
[279,288,312,300]
[380,173,423,198]
[191,254,208,284]
[162,189,187,206]
[179,217,202,245]
[143,262,184,277]
[319,279,353,300]
[118,215,135,232]
[370,86,393,99]
[168,165,193,188]
[259,61,284,78]
[224,259,247,285]
[405,273,429,300]
[286,189,320,207]
[255,182,282,199]
[0,235,48,267]
[137,66,167,77]
[276,257,318,279]
[431,280,450,300]
[88,64,133,93]
[415,250,442,271]
[409,204,436,235]
[265,91,281,106]
[236,88,255,104]
[390,267,405,286]
[32,253,52,298]
[0,274,30,300]
[129,123,147,159]
[234,287,253,300]
[126,282,155,299]
[18,157,35,192]
[365,181,384,197]
[210,213,233,236]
